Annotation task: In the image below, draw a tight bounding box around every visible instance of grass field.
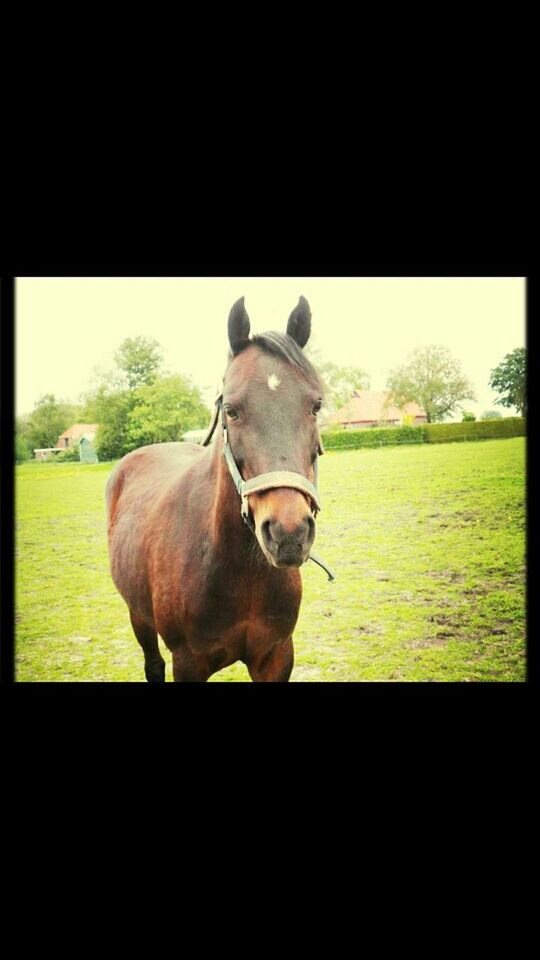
[15,437,526,682]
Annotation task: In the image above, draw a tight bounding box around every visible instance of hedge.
[423,417,526,444]
[323,425,425,450]
[322,417,525,451]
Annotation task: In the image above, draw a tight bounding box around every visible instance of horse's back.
[106,442,205,525]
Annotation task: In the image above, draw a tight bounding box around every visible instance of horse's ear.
[286,295,311,348]
[228,297,251,355]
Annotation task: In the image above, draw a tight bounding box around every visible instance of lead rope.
[205,395,335,582]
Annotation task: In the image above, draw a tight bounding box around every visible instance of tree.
[304,345,369,414]
[114,336,164,389]
[26,394,71,449]
[127,376,210,448]
[15,419,32,462]
[94,389,137,461]
[86,337,166,459]
[15,416,33,462]
[320,361,371,413]
[86,336,211,460]
[481,410,502,420]
[488,348,526,416]
[94,375,211,461]
[386,345,476,423]
[59,401,86,426]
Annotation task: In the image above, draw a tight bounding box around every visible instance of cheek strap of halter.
[223,429,321,517]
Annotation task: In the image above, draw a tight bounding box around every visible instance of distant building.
[56,424,99,449]
[34,448,62,461]
[181,429,208,444]
[34,423,100,462]
[78,435,99,463]
[328,391,427,430]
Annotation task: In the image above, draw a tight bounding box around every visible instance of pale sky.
[16,278,525,420]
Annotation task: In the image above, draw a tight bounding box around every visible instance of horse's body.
[106,296,325,681]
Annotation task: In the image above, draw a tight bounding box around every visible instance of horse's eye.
[225,406,239,421]
[312,400,323,415]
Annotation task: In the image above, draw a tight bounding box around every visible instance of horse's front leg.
[157,619,212,681]
[166,642,211,682]
[246,638,294,682]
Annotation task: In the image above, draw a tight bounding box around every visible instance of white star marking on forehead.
[267,373,281,391]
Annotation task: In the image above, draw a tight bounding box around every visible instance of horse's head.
[223,295,325,568]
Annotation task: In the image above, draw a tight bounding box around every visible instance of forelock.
[228,332,324,395]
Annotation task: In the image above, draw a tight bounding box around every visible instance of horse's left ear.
[286,295,311,348]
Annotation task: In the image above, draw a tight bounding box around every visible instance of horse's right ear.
[228,297,251,355]
[286,295,311,348]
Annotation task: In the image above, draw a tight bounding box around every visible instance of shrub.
[462,411,476,422]
[54,445,81,462]
[15,434,31,463]
[481,410,502,420]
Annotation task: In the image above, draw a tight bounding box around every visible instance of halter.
[203,395,335,581]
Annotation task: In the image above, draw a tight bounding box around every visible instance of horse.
[105,295,329,682]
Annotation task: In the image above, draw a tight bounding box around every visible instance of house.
[328,391,427,430]
[56,423,99,462]
[56,424,99,449]
[33,423,100,462]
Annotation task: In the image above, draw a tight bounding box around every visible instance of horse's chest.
[186,574,300,655]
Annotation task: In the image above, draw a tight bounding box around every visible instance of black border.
[1,278,14,683]
[2,271,532,752]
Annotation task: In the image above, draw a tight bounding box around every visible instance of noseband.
[203,395,335,581]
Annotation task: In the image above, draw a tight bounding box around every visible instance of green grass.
[15,438,526,682]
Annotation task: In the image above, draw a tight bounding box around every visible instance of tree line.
[16,337,211,463]
[16,338,526,463]
[386,345,526,424]
[307,343,526,425]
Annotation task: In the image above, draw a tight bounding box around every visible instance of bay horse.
[105,295,331,682]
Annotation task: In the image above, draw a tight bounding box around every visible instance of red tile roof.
[330,391,426,424]
[57,424,99,442]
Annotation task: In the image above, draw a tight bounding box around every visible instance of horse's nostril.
[261,515,315,560]
[261,519,275,552]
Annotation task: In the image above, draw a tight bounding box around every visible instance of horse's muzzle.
[260,515,316,567]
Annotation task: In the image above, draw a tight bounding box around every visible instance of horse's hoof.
[145,663,165,683]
